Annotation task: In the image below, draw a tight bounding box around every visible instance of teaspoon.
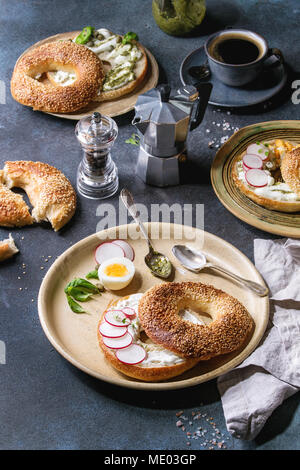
[120,189,172,279]
[172,244,268,297]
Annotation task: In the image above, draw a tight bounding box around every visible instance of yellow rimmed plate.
[38,223,269,390]
[211,120,300,238]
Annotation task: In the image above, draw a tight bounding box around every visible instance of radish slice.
[247,143,269,161]
[243,154,263,170]
[116,344,146,364]
[99,322,127,338]
[245,169,268,188]
[112,240,135,261]
[102,332,132,349]
[105,309,131,327]
[122,307,136,319]
[95,242,125,265]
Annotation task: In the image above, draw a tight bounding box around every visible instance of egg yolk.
[104,263,129,277]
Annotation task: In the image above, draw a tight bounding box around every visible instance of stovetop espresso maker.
[132,83,212,187]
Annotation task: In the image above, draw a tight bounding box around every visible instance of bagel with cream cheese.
[138,282,253,360]
[98,293,200,382]
[47,28,148,102]
[232,139,300,212]
[11,40,104,112]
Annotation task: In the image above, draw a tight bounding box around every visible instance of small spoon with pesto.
[120,188,172,279]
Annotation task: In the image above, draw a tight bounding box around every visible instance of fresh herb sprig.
[122,31,139,45]
[64,277,104,314]
[125,133,140,146]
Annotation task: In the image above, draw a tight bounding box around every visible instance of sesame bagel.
[98,294,200,382]
[138,282,254,360]
[2,161,76,231]
[11,40,104,112]
[281,147,300,197]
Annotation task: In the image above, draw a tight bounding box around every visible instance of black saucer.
[180,46,287,108]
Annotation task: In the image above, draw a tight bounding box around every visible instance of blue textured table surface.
[0,0,299,450]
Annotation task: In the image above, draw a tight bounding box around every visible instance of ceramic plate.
[17,31,159,119]
[38,223,269,390]
[180,46,287,108]
[211,120,300,238]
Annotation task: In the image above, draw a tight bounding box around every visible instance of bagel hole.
[179,306,212,325]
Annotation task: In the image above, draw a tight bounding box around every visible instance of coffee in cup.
[204,29,283,87]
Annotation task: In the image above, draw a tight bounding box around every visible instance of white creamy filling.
[50,28,142,91]
[237,161,300,202]
[111,293,205,368]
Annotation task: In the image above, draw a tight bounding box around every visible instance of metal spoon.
[172,245,268,297]
[120,189,172,279]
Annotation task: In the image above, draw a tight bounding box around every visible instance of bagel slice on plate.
[232,139,300,212]
[47,27,148,103]
[98,294,200,382]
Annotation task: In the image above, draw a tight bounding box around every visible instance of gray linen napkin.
[217,238,300,440]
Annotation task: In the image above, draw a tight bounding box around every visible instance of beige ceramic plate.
[18,31,159,119]
[211,120,300,238]
[38,223,269,390]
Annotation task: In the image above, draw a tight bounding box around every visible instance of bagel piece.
[98,294,200,382]
[2,161,76,231]
[11,40,105,112]
[138,282,254,360]
[47,28,148,102]
[0,234,19,262]
[232,139,300,212]
[0,170,33,227]
[281,147,300,197]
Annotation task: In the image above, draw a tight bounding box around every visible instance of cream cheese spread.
[49,28,142,92]
[236,160,300,202]
[110,293,205,368]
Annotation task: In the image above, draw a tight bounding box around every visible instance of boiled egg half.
[98,257,135,290]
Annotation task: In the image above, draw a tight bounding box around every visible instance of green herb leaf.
[122,31,139,45]
[86,269,99,280]
[65,278,100,294]
[66,295,86,314]
[125,133,140,146]
[66,286,93,302]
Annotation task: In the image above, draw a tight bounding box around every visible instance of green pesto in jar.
[152,0,206,36]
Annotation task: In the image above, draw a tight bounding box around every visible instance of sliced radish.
[247,143,269,161]
[112,239,135,261]
[115,344,146,365]
[243,154,263,170]
[245,168,268,188]
[95,242,125,265]
[99,321,127,338]
[122,307,136,319]
[105,309,131,327]
[102,332,132,349]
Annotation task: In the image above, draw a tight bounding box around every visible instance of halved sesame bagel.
[138,282,253,360]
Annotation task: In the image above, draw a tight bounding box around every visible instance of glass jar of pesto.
[152,0,206,36]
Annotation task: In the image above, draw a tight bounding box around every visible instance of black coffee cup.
[204,28,283,87]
